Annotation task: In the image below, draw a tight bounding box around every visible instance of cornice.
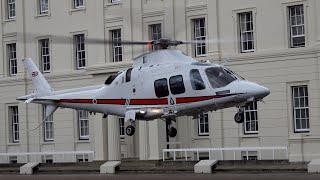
[142,10,165,18]
[186,4,207,13]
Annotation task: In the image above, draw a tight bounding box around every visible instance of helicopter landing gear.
[126,125,135,136]
[234,107,245,124]
[166,118,177,138]
[125,120,136,136]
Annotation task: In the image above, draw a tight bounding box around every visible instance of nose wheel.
[125,120,136,136]
[126,125,135,136]
[234,108,245,124]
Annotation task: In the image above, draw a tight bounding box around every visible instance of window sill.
[69,7,86,14]
[192,136,210,141]
[35,13,51,18]
[105,2,122,7]
[4,18,16,22]
[8,142,20,146]
[240,133,259,138]
[240,50,255,54]
[76,139,90,143]
[42,141,54,145]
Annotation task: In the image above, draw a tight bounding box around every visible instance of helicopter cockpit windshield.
[205,67,237,89]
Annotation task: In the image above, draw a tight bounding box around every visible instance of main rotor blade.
[17,32,151,45]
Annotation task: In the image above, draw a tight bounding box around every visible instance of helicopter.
[17,38,270,137]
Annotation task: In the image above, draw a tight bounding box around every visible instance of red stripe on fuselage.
[176,96,215,104]
[57,94,235,106]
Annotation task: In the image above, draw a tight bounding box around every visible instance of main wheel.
[234,112,244,124]
[126,125,135,136]
[168,127,177,138]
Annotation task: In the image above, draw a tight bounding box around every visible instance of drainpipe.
[21,0,30,162]
[215,0,225,150]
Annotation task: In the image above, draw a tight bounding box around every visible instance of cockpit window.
[224,67,245,80]
[190,69,206,90]
[105,74,118,85]
[126,68,133,82]
[205,67,237,88]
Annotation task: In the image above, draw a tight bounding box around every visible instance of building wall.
[0,0,319,163]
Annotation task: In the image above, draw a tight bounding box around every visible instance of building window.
[78,110,89,140]
[76,154,89,162]
[244,102,258,134]
[74,34,86,69]
[39,39,50,73]
[239,11,254,53]
[288,5,305,48]
[7,43,17,76]
[110,0,121,4]
[41,155,53,163]
[292,86,309,132]
[9,156,18,164]
[149,24,162,50]
[39,0,49,14]
[73,0,84,9]
[7,0,16,19]
[9,106,19,143]
[119,117,125,137]
[43,106,54,141]
[193,18,206,57]
[111,29,122,62]
[198,113,209,136]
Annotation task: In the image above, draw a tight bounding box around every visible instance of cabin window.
[190,69,206,90]
[154,78,169,98]
[169,75,186,95]
[126,68,133,82]
[205,67,236,88]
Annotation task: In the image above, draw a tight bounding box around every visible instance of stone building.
[0,0,319,163]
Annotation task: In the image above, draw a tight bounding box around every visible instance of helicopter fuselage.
[22,50,269,122]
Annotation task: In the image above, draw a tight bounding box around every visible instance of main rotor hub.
[152,38,183,49]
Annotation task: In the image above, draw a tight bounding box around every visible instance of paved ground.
[1,173,320,180]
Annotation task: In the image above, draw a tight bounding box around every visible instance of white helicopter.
[17,39,270,137]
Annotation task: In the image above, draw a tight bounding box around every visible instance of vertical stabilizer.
[23,58,53,96]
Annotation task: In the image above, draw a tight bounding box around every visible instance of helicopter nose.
[251,83,270,100]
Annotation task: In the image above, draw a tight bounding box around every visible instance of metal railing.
[0,151,94,163]
[162,147,288,161]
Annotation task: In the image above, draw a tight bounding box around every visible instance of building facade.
[0,0,320,163]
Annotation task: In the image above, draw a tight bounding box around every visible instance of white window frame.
[39,39,50,73]
[74,34,86,69]
[244,101,258,134]
[9,106,19,143]
[197,113,209,136]
[119,117,125,138]
[7,43,17,76]
[111,29,123,62]
[239,11,255,53]
[73,0,85,9]
[292,85,309,132]
[78,110,89,140]
[149,23,162,50]
[7,0,16,19]
[288,4,305,48]
[39,0,49,14]
[43,106,54,141]
[193,18,206,57]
